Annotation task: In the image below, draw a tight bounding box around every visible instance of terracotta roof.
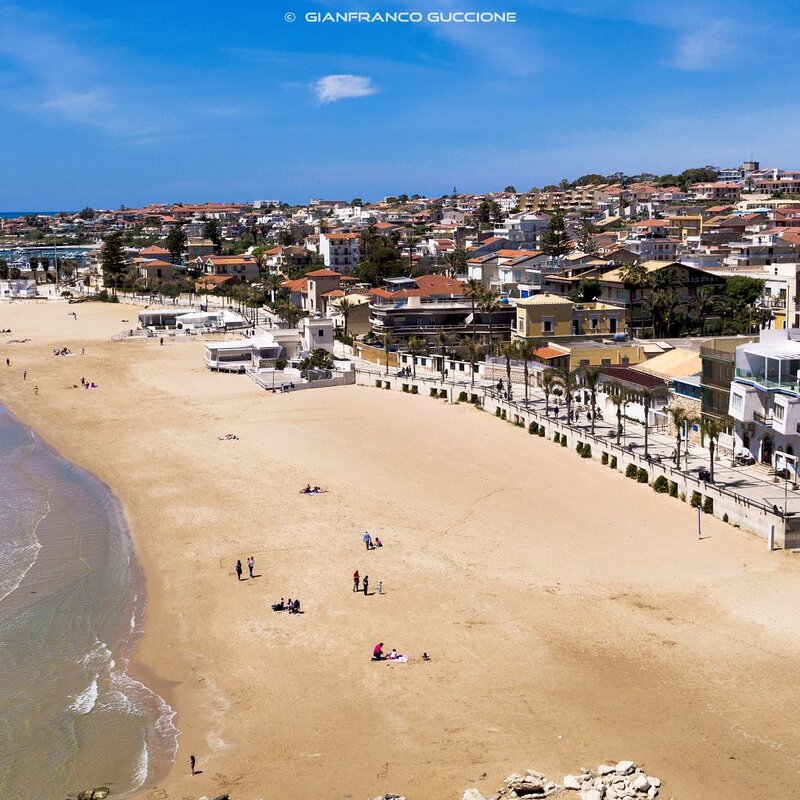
[195,275,236,286]
[322,289,345,298]
[282,278,308,292]
[305,268,341,278]
[139,245,171,255]
[534,347,568,360]
[139,259,173,268]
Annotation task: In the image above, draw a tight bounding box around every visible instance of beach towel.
[386,655,408,663]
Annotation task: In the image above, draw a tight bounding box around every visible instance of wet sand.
[1,301,800,799]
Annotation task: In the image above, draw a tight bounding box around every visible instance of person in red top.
[353,570,360,592]
[372,642,384,661]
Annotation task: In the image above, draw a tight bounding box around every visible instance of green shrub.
[496,407,502,417]
[411,385,418,394]
[438,389,447,399]
[576,442,585,455]
[383,381,390,389]
[430,388,438,398]
[636,467,649,483]
[690,491,702,508]
[554,432,561,443]
[538,427,545,437]
[402,384,410,393]
[470,394,479,404]
[723,512,729,523]
[529,422,539,435]
[653,475,669,493]
[501,409,507,419]
[703,496,713,514]
[601,452,609,465]
[458,391,468,402]
[560,436,567,447]
[581,444,592,459]
[626,463,637,479]
[669,481,678,498]
[375,380,382,388]
[610,456,617,469]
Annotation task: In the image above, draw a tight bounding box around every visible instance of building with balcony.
[368,274,514,339]
[513,294,624,343]
[319,232,361,272]
[728,330,800,465]
[700,335,758,421]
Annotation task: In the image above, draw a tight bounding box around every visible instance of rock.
[615,761,636,776]
[463,790,486,800]
[509,781,545,796]
[582,790,603,800]
[597,765,616,776]
[632,775,650,792]
[563,775,582,790]
[647,788,658,799]
[647,777,660,788]
[526,770,546,781]
[211,795,230,800]
[92,791,110,800]
[606,789,617,800]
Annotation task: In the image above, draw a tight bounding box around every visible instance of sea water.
[0,406,177,798]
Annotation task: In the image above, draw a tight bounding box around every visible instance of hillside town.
[5,160,800,488]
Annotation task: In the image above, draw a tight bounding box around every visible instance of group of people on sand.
[353,570,382,596]
[363,531,382,550]
[234,557,257,581]
[372,643,429,662]
[53,347,73,356]
[271,597,302,613]
[80,377,98,389]
[300,484,325,494]
[219,433,239,440]
[396,366,412,377]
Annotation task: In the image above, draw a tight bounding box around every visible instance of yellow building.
[514,293,624,341]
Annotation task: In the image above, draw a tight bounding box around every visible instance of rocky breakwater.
[461,760,664,800]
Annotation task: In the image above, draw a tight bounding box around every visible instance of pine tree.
[542,206,572,259]
[101,232,128,294]
[203,220,222,254]
[165,225,187,263]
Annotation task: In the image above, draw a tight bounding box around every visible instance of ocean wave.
[69,676,99,715]
[131,740,149,790]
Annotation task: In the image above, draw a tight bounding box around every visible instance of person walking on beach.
[160,336,164,346]
[34,385,39,395]
[363,531,372,550]
[353,570,360,592]
[378,580,382,595]
[189,754,196,775]
[363,575,369,595]
[23,370,26,380]
[247,556,254,578]
[235,559,243,581]
[5,358,9,366]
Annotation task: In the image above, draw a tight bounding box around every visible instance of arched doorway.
[761,435,774,465]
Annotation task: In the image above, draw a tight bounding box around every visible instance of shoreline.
[2,302,800,799]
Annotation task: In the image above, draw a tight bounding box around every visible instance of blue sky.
[1,0,799,208]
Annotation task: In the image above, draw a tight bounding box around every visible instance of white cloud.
[314,74,377,104]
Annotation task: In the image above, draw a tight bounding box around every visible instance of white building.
[319,232,360,272]
[728,329,800,467]
[0,279,38,299]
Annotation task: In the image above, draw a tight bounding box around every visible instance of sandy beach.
[2,301,800,800]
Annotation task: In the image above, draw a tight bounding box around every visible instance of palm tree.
[638,385,669,457]
[618,262,649,332]
[442,247,468,277]
[381,331,394,375]
[670,407,687,470]
[463,278,484,340]
[461,337,484,387]
[266,272,284,304]
[607,381,629,445]
[692,286,716,335]
[555,366,580,423]
[498,341,518,395]
[436,330,452,380]
[478,290,502,356]
[659,288,682,337]
[579,365,603,434]
[542,369,557,417]
[700,415,734,483]
[407,336,427,379]
[516,339,537,406]
[649,267,682,292]
[337,298,354,338]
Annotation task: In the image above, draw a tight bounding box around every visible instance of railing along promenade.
[353,366,797,549]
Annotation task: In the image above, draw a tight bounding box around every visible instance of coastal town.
[6,163,800,800]
[4,162,800,544]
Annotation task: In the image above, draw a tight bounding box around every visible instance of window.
[580,359,589,366]
[774,403,785,421]
[518,318,524,332]
[601,358,611,366]
[590,317,599,330]
[542,319,552,333]
[621,356,629,364]
[731,392,744,411]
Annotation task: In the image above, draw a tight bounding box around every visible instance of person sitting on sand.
[387,648,398,660]
[271,598,285,611]
[290,599,301,614]
[373,537,383,548]
[303,484,312,493]
[372,642,384,661]
[422,652,431,661]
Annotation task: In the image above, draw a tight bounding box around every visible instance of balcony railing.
[753,410,773,426]
[735,367,800,391]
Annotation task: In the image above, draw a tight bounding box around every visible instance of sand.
[2,300,800,800]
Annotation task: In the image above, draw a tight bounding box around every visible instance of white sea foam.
[131,740,149,790]
[69,676,99,714]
